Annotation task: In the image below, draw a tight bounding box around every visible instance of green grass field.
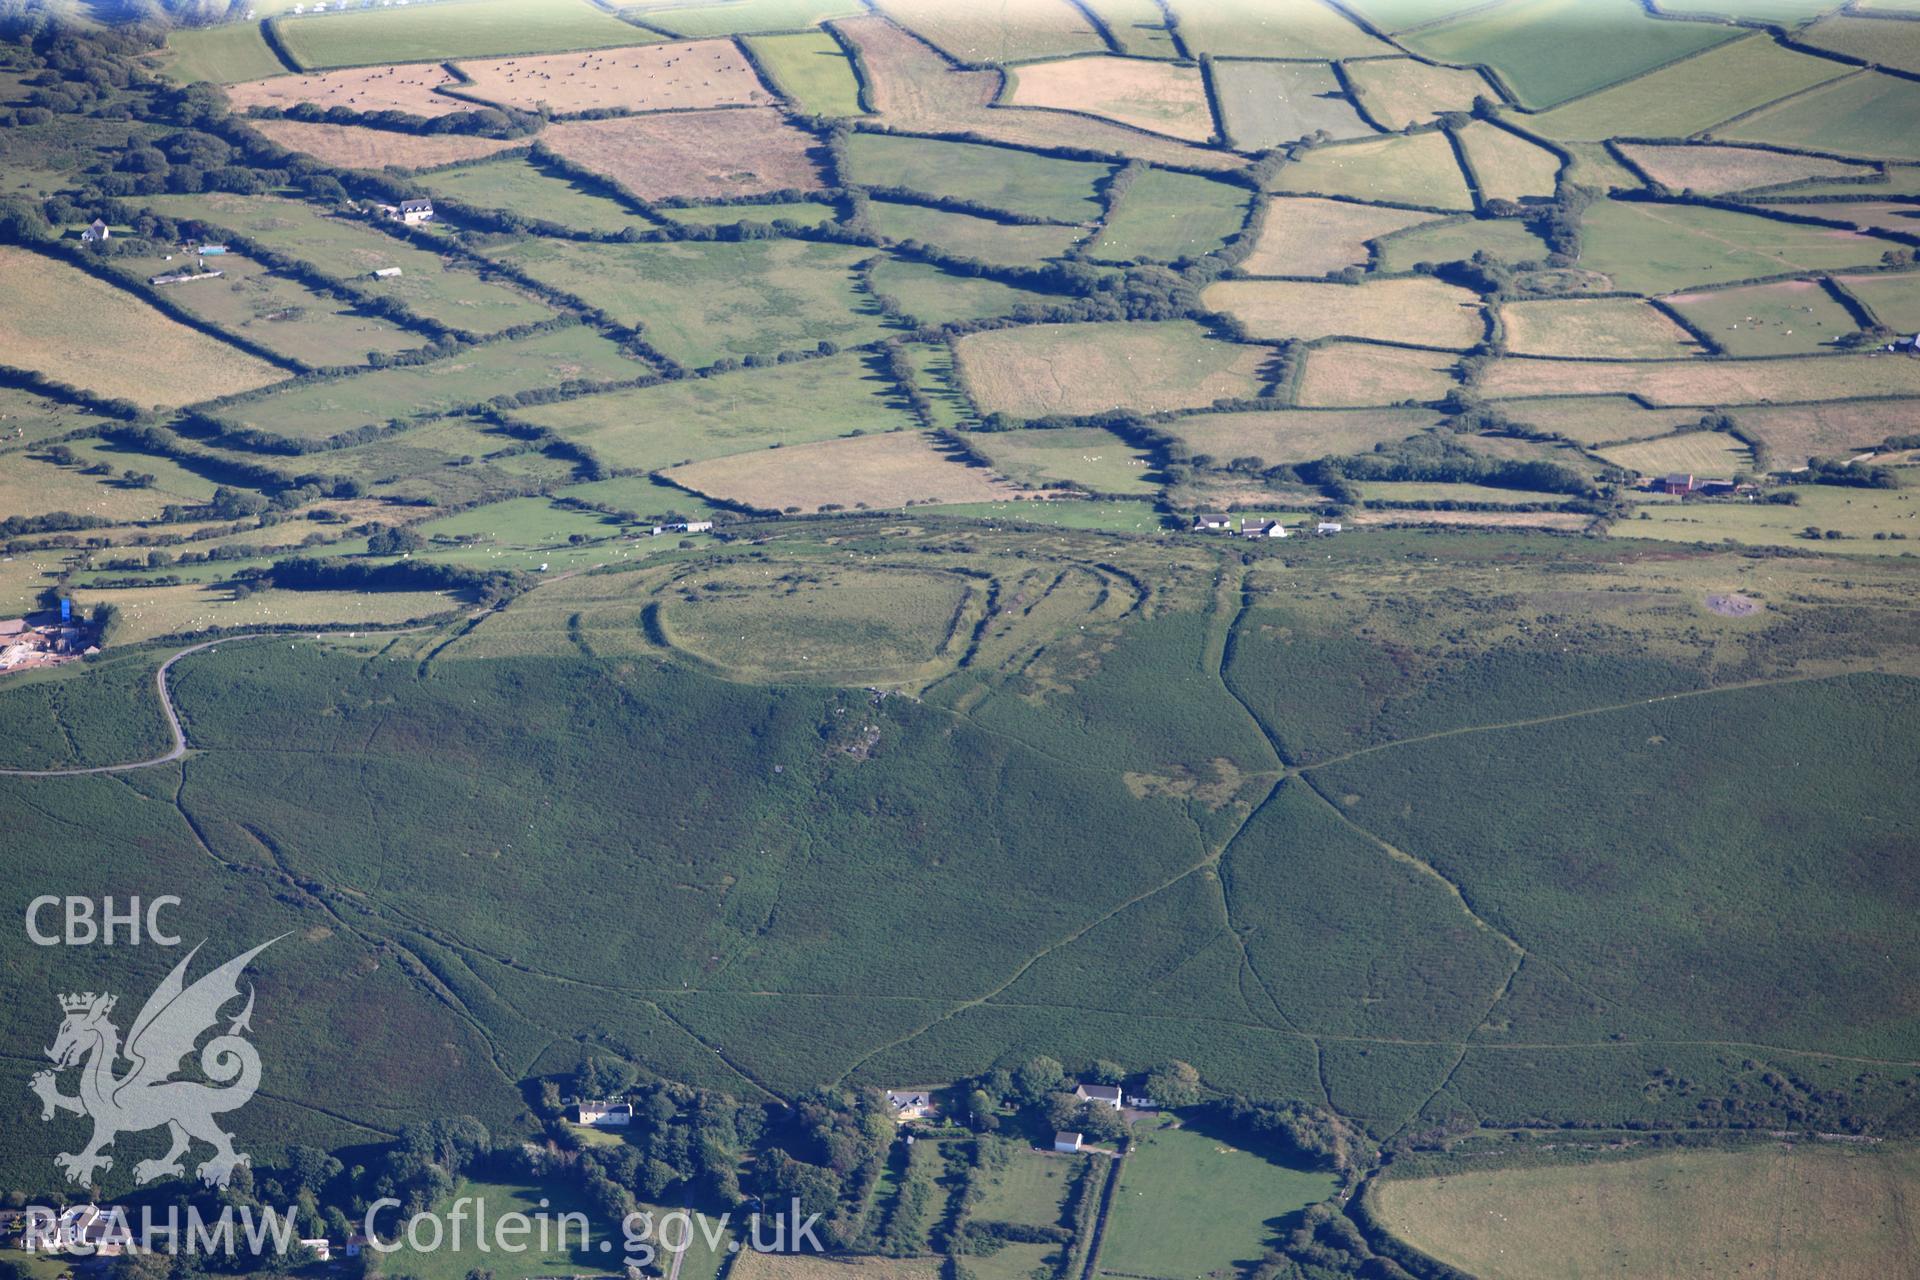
[1528,35,1849,141]
[1100,1119,1338,1279]
[217,326,645,440]
[1210,60,1374,150]
[114,250,422,368]
[273,0,656,70]
[421,156,652,234]
[512,350,918,469]
[1401,0,1740,109]
[629,0,865,37]
[657,199,840,228]
[867,200,1086,267]
[1163,407,1437,466]
[1164,0,1390,59]
[1090,168,1253,264]
[971,1142,1082,1228]
[1374,1145,1920,1280]
[485,237,895,367]
[744,31,865,116]
[1375,215,1552,271]
[1665,280,1860,356]
[156,23,289,84]
[147,192,557,336]
[867,258,1061,326]
[1268,130,1473,210]
[961,426,1158,494]
[1837,272,1920,332]
[1599,429,1753,476]
[1718,70,1920,162]
[1578,199,1894,293]
[845,133,1111,224]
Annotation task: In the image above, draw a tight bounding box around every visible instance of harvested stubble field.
[1479,353,1920,403]
[80,583,456,645]
[1760,200,1920,240]
[1600,430,1752,477]
[245,119,529,170]
[1664,279,1860,357]
[832,15,1240,171]
[1210,60,1374,150]
[1165,0,1391,59]
[1456,120,1561,202]
[1734,398,1920,462]
[662,428,1019,512]
[542,107,825,199]
[953,321,1270,417]
[866,200,1086,267]
[453,40,772,114]
[869,0,1106,63]
[225,65,473,116]
[512,351,917,470]
[1204,278,1485,349]
[1294,341,1460,406]
[485,237,889,367]
[1343,57,1490,131]
[0,246,287,406]
[1006,56,1214,143]
[1374,1145,1920,1280]
[1499,298,1705,359]
[1268,130,1473,210]
[741,31,864,117]
[1241,198,1438,277]
[1616,142,1874,196]
[730,1253,942,1280]
[1163,407,1438,465]
[1528,35,1849,141]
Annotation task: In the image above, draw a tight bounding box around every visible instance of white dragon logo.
[30,938,282,1188]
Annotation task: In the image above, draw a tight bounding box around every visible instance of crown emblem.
[60,992,114,1015]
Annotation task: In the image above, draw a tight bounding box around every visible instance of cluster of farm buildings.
[0,615,97,673]
[1192,514,1340,537]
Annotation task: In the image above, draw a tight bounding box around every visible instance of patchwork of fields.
[3,5,1920,1277]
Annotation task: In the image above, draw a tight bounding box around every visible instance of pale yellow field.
[835,14,1240,171]
[1295,341,1459,407]
[1374,1145,1920,1280]
[1456,120,1561,203]
[731,1252,943,1280]
[1479,353,1920,404]
[1269,130,1473,209]
[1738,398,1920,464]
[1351,508,1592,530]
[454,40,772,113]
[247,119,528,170]
[226,64,470,115]
[74,584,457,644]
[1500,298,1705,359]
[1617,142,1873,195]
[542,108,825,199]
[1164,407,1437,465]
[0,247,286,408]
[662,429,1021,512]
[1204,277,1485,349]
[954,321,1269,416]
[1240,197,1439,277]
[870,0,1105,63]
[1343,57,1490,130]
[1006,55,1214,142]
[1491,396,1704,446]
[1599,430,1753,477]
